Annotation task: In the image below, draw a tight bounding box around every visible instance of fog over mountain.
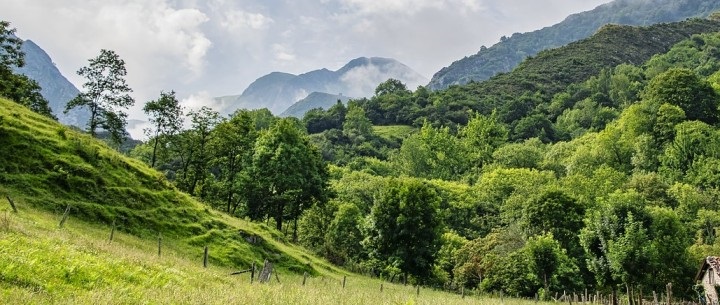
[213,57,426,115]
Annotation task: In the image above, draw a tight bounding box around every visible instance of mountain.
[428,0,720,90]
[280,92,352,118]
[214,57,427,115]
[13,39,89,127]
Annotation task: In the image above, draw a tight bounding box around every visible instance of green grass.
[373,125,416,140]
[0,207,549,304]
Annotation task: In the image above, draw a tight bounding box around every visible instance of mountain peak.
[215,56,427,116]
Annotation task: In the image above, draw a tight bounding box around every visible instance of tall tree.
[65,49,134,145]
[177,106,220,195]
[210,110,257,215]
[523,189,585,257]
[250,118,329,238]
[143,91,183,168]
[363,178,443,282]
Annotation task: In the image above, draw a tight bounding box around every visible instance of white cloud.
[181,91,216,111]
[272,44,296,62]
[338,0,483,15]
[221,10,274,31]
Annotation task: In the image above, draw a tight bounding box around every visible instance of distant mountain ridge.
[280,92,352,118]
[13,39,89,127]
[428,0,720,90]
[214,57,427,115]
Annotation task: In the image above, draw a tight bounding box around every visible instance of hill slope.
[421,18,720,131]
[214,57,427,115]
[0,97,325,273]
[428,0,720,90]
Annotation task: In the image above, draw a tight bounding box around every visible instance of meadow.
[0,203,550,305]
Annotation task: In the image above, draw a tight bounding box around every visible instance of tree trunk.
[544,273,549,300]
[275,201,285,231]
[612,287,618,305]
[292,217,298,242]
[226,192,233,214]
[150,131,160,168]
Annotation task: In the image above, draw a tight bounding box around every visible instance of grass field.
[0,205,550,304]
[373,125,416,140]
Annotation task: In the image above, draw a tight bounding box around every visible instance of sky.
[1,0,611,138]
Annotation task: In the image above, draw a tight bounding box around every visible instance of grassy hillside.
[0,97,328,273]
[0,98,545,304]
[0,207,544,304]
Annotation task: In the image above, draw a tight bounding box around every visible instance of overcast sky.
[1,0,611,137]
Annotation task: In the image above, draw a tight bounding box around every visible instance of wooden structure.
[696,256,720,305]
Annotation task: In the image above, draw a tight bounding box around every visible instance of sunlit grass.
[0,207,551,304]
[373,125,416,140]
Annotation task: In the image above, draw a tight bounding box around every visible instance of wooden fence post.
[109,220,116,242]
[416,285,420,296]
[462,287,465,299]
[6,196,17,213]
[203,245,208,268]
[302,272,307,286]
[157,233,162,257]
[250,262,255,283]
[653,291,658,305]
[59,204,71,228]
[380,283,383,292]
[666,283,672,305]
[342,275,346,288]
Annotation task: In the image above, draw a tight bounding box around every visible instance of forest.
[4,15,720,304]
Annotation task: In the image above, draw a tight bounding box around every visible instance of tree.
[250,118,329,238]
[363,178,443,282]
[325,203,364,265]
[525,233,579,300]
[65,49,134,145]
[143,91,183,168]
[342,103,374,144]
[174,106,220,195]
[210,110,257,215]
[0,20,54,119]
[460,111,508,169]
[580,190,651,305]
[522,189,585,257]
[394,121,468,180]
[642,68,718,124]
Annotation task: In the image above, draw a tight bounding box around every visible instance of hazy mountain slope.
[13,39,89,127]
[215,57,427,115]
[280,92,352,118]
[428,0,720,90]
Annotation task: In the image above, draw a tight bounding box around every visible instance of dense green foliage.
[286,19,720,303]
